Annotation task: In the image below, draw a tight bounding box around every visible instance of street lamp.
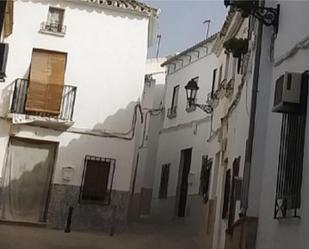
[185,78,213,114]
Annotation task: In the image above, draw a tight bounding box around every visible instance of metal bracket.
[191,103,213,114]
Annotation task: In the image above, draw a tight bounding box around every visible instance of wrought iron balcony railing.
[10,79,77,121]
[167,105,177,119]
[40,21,67,34]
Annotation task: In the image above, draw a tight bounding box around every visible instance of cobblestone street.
[0,220,205,249]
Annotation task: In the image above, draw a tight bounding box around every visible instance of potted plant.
[224,38,249,73]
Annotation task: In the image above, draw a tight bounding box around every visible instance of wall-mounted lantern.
[185,78,213,114]
[224,0,280,33]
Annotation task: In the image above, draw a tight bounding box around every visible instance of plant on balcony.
[224,38,249,73]
[224,38,248,58]
[225,0,257,18]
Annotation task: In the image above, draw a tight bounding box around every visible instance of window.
[167,85,179,118]
[222,169,231,219]
[80,155,116,205]
[228,157,241,228]
[42,7,66,34]
[224,53,230,80]
[26,49,67,115]
[171,85,179,108]
[232,57,237,79]
[159,164,170,199]
[211,69,217,98]
[274,113,306,218]
[218,64,223,86]
[199,156,212,203]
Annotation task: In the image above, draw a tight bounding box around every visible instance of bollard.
[109,205,116,236]
[65,206,74,233]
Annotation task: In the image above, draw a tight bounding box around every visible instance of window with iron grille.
[274,72,308,219]
[222,169,231,219]
[80,155,116,205]
[199,156,212,203]
[159,164,170,199]
[41,7,66,34]
[228,157,241,228]
[274,113,306,218]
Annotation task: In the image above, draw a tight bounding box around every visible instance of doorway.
[1,138,57,223]
[177,148,192,217]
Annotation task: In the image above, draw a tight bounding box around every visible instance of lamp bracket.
[191,103,213,114]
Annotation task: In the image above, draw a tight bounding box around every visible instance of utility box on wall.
[273,72,304,113]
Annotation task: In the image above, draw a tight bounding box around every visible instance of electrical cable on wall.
[8,102,144,141]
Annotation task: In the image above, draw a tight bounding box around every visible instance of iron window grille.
[79,155,116,205]
[274,72,308,219]
[199,156,212,203]
[41,7,66,34]
[159,164,170,199]
[274,114,306,218]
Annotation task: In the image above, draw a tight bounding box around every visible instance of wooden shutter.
[222,169,231,219]
[228,157,241,228]
[25,49,66,115]
[3,0,13,38]
[82,160,111,201]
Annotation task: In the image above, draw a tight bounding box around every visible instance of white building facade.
[0,0,158,231]
[245,1,309,249]
[150,36,217,226]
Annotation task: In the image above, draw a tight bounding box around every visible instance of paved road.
[0,220,206,249]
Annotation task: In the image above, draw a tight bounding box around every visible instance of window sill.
[39,29,65,37]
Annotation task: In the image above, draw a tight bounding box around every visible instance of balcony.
[167,105,177,119]
[9,79,77,126]
[39,22,66,36]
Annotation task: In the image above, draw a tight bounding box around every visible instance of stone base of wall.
[47,184,130,232]
[225,217,258,249]
[140,188,153,215]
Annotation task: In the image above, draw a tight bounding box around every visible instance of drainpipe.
[242,10,264,214]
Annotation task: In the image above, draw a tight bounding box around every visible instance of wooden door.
[25,49,67,115]
[178,148,192,217]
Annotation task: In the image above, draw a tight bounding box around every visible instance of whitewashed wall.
[151,44,215,220]
[250,2,309,249]
[0,0,151,193]
[206,16,253,249]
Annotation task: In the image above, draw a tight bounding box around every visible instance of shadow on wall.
[47,100,142,231]
[0,158,52,222]
[0,82,15,116]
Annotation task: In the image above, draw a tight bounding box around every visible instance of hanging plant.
[223,38,249,73]
[225,0,258,18]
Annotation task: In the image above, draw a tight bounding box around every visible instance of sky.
[143,1,228,58]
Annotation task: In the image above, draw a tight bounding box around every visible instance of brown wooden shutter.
[26,49,66,115]
[3,0,13,38]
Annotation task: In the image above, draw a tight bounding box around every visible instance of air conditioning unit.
[273,72,304,113]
